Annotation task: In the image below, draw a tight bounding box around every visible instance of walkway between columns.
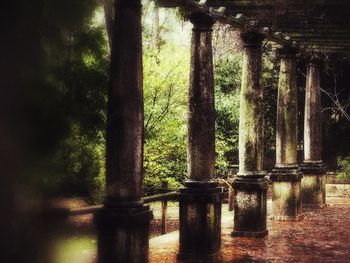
[150,200,350,263]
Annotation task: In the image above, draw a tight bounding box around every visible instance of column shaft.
[106,0,144,203]
[276,51,298,166]
[178,12,222,261]
[300,59,326,208]
[232,32,268,238]
[270,48,302,221]
[96,1,152,262]
[187,14,215,182]
[304,62,322,162]
[238,36,264,173]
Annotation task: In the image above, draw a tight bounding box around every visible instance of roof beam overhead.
[155,0,350,54]
[157,0,350,8]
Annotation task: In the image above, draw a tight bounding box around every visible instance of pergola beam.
[156,0,294,47]
[295,39,350,44]
[158,0,350,8]
[290,34,350,39]
[156,0,350,54]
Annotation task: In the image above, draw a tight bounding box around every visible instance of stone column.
[95,1,152,262]
[232,31,268,238]
[178,12,222,261]
[300,57,326,208]
[270,48,303,221]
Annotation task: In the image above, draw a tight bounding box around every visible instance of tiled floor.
[150,198,350,263]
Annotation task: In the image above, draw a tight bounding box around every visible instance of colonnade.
[97,2,326,262]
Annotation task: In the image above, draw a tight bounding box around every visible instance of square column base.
[177,251,220,263]
[302,204,327,209]
[269,214,304,221]
[300,162,326,207]
[270,167,303,221]
[231,229,268,238]
[232,177,268,238]
[178,181,223,261]
[95,203,153,263]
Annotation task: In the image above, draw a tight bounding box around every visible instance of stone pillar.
[232,31,268,238]
[95,1,152,262]
[178,12,222,261]
[300,57,326,208]
[270,48,303,221]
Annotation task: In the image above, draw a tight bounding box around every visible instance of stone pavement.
[150,198,350,263]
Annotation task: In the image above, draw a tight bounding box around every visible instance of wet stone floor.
[150,198,350,263]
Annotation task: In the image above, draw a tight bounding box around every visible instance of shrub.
[337,156,350,179]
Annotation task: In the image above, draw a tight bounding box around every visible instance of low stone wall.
[326,179,350,198]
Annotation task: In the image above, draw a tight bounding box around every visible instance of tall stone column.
[178,12,222,261]
[270,48,303,221]
[232,31,268,238]
[95,1,152,262]
[300,57,326,208]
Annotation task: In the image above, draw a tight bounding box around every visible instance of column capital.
[189,12,214,31]
[240,31,264,48]
[306,53,324,67]
[277,47,297,59]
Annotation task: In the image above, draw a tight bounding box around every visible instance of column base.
[231,229,268,238]
[177,251,220,263]
[270,213,304,221]
[300,162,326,207]
[302,204,327,209]
[270,167,303,221]
[178,181,223,260]
[232,176,268,238]
[95,202,153,263]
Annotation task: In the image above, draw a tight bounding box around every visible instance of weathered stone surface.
[275,48,298,167]
[179,12,222,261]
[178,185,222,262]
[187,12,215,182]
[99,1,151,262]
[326,183,350,198]
[95,204,153,263]
[301,59,326,207]
[300,161,326,207]
[304,59,323,163]
[233,31,268,237]
[232,178,268,237]
[301,174,325,207]
[106,0,144,202]
[238,32,265,174]
[300,57,327,208]
[271,48,302,221]
[270,167,303,220]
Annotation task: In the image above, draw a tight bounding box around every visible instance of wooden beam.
[289,33,350,39]
[302,44,350,48]
[156,0,350,55]
[305,47,350,54]
[292,38,350,43]
[157,0,350,11]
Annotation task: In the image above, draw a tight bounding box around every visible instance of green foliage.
[33,2,109,201]
[262,56,279,168]
[214,52,279,175]
[143,37,190,195]
[140,8,191,195]
[143,43,189,138]
[214,55,242,176]
[337,156,350,179]
[42,125,105,201]
[143,118,187,195]
[32,4,281,198]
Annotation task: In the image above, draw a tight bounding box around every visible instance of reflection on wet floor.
[150,197,350,263]
[50,195,350,263]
